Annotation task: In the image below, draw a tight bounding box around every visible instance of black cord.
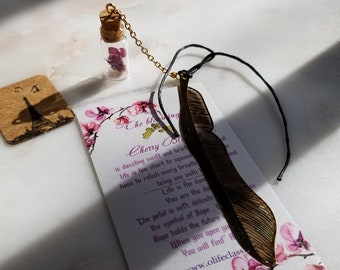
[157,44,214,138]
[157,44,290,181]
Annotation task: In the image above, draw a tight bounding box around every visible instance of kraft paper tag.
[0,75,75,145]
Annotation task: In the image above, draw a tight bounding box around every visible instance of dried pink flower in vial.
[106,47,127,73]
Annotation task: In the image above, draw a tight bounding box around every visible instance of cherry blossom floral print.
[231,255,266,270]
[84,137,95,149]
[115,115,130,126]
[280,222,311,253]
[80,100,165,154]
[230,222,323,269]
[85,106,112,121]
[128,101,156,115]
[81,121,100,139]
[275,244,288,263]
[81,121,100,149]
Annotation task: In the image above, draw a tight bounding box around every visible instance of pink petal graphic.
[231,257,248,270]
[115,115,130,126]
[275,244,288,262]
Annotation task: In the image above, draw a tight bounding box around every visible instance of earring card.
[0,75,75,145]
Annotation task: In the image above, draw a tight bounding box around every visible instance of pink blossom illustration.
[128,101,156,115]
[115,115,130,126]
[84,136,96,149]
[106,47,127,73]
[280,222,311,253]
[268,222,318,268]
[230,222,320,270]
[231,255,266,270]
[275,244,288,263]
[85,106,112,121]
[81,121,101,150]
[81,121,100,139]
[80,100,166,154]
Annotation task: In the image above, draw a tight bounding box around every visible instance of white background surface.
[0,1,339,269]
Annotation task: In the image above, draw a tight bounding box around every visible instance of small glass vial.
[99,8,129,80]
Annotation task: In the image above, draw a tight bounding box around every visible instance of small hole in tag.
[0,75,75,145]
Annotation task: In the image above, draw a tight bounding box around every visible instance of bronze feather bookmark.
[177,70,277,268]
[157,44,290,269]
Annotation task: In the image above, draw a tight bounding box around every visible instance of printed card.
[75,83,324,270]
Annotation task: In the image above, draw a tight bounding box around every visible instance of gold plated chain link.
[106,3,177,79]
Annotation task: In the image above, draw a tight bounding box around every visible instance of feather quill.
[177,71,277,268]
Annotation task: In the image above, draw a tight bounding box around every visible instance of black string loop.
[157,44,290,180]
[158,44,214,138]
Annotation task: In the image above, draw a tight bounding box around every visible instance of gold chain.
[106,3,177,79]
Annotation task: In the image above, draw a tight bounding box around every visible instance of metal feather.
[177,70,277,268]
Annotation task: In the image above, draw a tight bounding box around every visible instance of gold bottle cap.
[99,9,124,43]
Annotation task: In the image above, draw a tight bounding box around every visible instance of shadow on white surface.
[227,42,340,180]
[1,43,339,270]
[0,0,55,20]
[1,200,127,270]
